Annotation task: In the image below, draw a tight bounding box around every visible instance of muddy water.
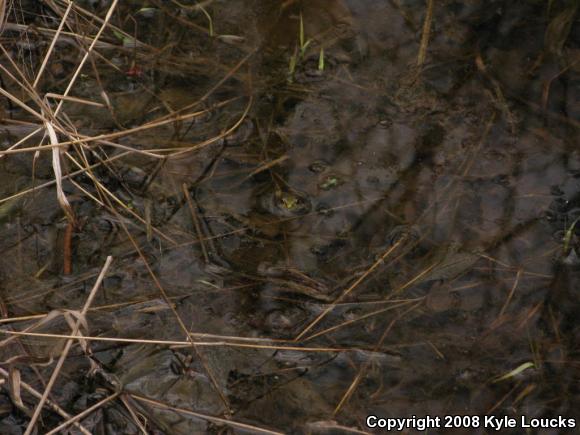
[0,0,580,433]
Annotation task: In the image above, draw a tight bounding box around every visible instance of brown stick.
[63,220,74,275]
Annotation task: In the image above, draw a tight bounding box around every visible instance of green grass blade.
[562,215,580,254]
[493,361,535,383]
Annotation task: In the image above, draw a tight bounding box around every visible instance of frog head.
[280,192,299,210]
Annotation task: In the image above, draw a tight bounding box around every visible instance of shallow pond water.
[0,0,579,433]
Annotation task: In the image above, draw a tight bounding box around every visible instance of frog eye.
[309,160,328,173]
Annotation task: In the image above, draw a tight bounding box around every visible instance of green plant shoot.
[288,46,298,82]
[492,361,535,383]
[562,215,580,255]
[198,4,214,37]
[299,13,312,56]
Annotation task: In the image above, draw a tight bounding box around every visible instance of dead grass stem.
[24,257,113,434]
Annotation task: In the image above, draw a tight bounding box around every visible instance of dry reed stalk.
[147,49,255,124]
[131,394,284,435]
[49,0,151,49]
[2,22,123,50]
[119,395,149,434]
[63,166,177,245]
[302,300,420,342]
[498,268,523,318]
[294,235,408,341]
[45,93,105,107]
[32,0,119,232]
[44,391,120,435]
[0,97,240,157]
[417,0,434,67]
[242,155,289,181]
[0,0,7,37]
[7,367,26,415]
[33,1,73,88]
[333,303,420,415]
[44,119,75,223]
[0,367,92,435]
[183,183,210,263]
[0,45,47,110]
[0,86,43,119]
[114,220,232,412]
[0,151,129,204]
[486,381,522,415]
[0,126,44,160]
[24,256,113,435]
[53,0,119,117]
[0,329,356,352]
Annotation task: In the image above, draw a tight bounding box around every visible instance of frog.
[257,182,312,218]
[279,190,300,211]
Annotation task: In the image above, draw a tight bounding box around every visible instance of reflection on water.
[0,0,579,433]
